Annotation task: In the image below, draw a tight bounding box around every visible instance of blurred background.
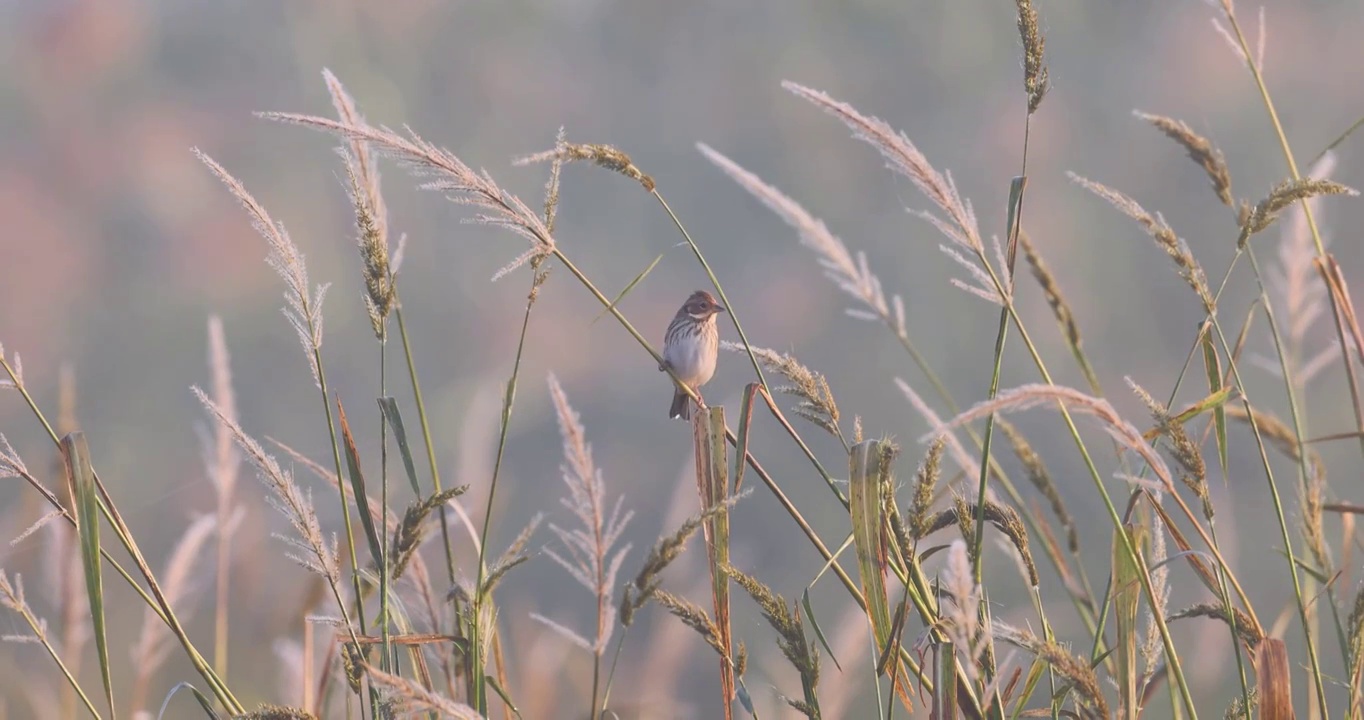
[1,0,1362,717]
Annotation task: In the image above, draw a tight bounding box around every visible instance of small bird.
[660,290,725,420]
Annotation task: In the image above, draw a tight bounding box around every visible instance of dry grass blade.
[848,440,894,671]
[1253,638,1295,720]
[1136,112,1233,206]
[693,407,736,715]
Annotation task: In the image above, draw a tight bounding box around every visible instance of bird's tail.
[669,390,690,421]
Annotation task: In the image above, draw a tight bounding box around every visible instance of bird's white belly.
[665,332,717,387]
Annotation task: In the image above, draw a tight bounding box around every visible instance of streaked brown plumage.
[660,290,724,420]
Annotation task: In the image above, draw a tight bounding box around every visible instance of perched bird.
[660,290,725,420]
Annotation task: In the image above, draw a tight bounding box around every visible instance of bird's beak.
[715,303,727,313]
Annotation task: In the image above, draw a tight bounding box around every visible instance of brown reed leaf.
[1254,638,1295,720]
[1136,112,1234,206]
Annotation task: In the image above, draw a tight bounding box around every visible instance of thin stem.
[394,303,459,585]
[379,329,393,672]
[652,191,771,397]
[472,267,544,714]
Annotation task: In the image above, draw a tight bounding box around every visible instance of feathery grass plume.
[202,315,241,677]
[922,501,1038,587]
[997,418,1077,553]
[1223,404,1331,554]
[195,150,330,386]
[322,70,396,337]
[907,437,944,540]
[194,389,342,589]
[722,564,820,717]
[540,127,567,233]
[1018,232,1083,353]
[940,541,985,684]
[343,149,395,337]
[696,143,898,330]
[259,113,556,282]
[1068,171,1213,311]
[721,341,840,438]
[1239,177,1357,247]
[1127,379,1211,518]
[0,433,27,480]
[895,379,984,487]
[514,139,655,192]
[481,513,544,597]
[1167,602,1264,650]
[129,513,217,713]
[363,663,482,719]
[530,375,633,658]
[926,383,1179,495]
[1138,523,1171,683]
[653,589,729,660]
[390,486,469,581]
[0,570,100,718]
[1136,112,1234,207]
[0,342,22,389]
[620,492,747,627]
[1268,153,1337,368]
[1224,688,1258,720]
[236,704,318,720]
[1015,0,1049,114]
[784,82,983,255]
[341,641,366,695]
[995,624,1109,719]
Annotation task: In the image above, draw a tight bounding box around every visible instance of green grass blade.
[156,682,223,720]
[336,398,384,569]
[590,252,664,325]
[62,432,117,719]
[484,674,522,719]
[1112,523,1145,720]
[378,397,423,496]
[801,588,842,672]
[1201,327,1230,477]
[935,640,959,720]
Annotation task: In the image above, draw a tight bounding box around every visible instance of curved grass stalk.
[0,355,244,715]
